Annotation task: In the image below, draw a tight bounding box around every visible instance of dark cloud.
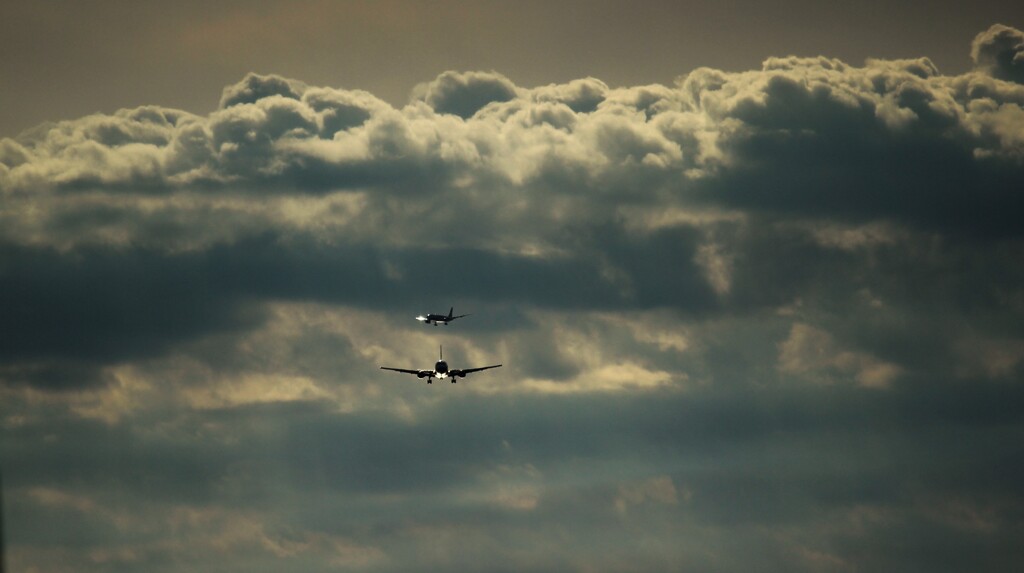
[219,73,308,109]
[302,87,379,136]
[972,24,1024,83]
[683,56,1024,237]
[0,232,707,390]
[4,382,1023,571]
[0,242,264,388]
[413,70,519,119]
[533,77,609,113]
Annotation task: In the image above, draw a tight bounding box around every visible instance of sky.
[2,2,1024,572]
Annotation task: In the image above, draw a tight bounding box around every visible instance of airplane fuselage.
[415,307,468,326]
[434,360,448,378]
[418,314,450,325]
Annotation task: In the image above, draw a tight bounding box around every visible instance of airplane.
[380,347,501,383]
[415,307,470,326]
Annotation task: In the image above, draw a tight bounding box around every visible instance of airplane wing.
[448,313,471,321]
[450,364,501,377]
[380,367,431,376]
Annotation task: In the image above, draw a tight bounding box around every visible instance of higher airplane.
[415,307,470,326]
[380,347,501,383]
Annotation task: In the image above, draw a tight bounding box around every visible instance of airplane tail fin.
[448,307,454,319]
[440,345,443,360]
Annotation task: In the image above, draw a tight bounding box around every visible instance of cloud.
[532,77,609,113]
[412,70,519,118]
[972,24,1024,83]
[219,72,308,108]
[778,322,902,388]
[614,475,682,514]
[2,24,1024,573]
[5,44,1024,240]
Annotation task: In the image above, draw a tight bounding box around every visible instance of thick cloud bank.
[4,30,1024,239]
[2,24,1024,573]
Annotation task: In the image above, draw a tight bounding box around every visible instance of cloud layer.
[2,24,1024,573]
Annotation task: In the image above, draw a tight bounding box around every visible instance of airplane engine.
[417,372,430,378]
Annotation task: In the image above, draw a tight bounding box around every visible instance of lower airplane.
[415,307,470,326]
[380,347,501,383]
